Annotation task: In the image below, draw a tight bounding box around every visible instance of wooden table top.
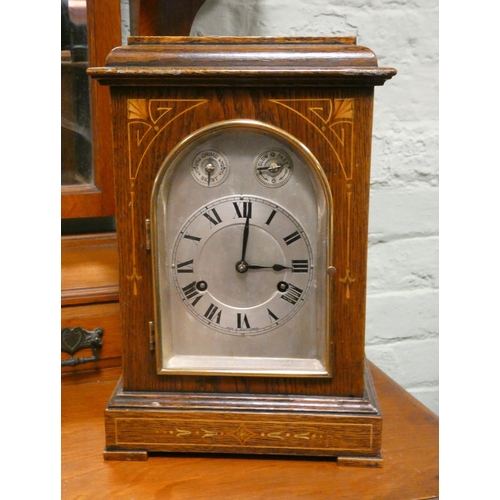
[62,364,438,499]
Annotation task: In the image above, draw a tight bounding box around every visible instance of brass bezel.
[150,119,334,377]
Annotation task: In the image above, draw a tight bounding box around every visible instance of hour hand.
[247,264,292,271]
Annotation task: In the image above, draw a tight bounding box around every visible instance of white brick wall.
[122,0,439,414]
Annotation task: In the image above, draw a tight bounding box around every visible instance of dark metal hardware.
[61,326,104,367]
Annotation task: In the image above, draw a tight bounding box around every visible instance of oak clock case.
[151,120,333,377]
[89,36,396,465]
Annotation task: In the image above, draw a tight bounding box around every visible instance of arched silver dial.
[152,119,332,376]
[171,194,314,336]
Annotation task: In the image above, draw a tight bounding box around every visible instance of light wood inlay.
[270,98,356,298]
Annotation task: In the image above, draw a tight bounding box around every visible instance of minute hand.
[240,213,250,262]
[247,264,292,271]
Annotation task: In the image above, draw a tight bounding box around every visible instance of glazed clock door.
[151,120,334,377]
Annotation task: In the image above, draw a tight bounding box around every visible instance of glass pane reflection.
[61,0,93,185]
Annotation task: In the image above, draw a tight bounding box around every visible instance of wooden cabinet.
[61,0,121,218]
[61,0,122,378]
[61,233,121,379]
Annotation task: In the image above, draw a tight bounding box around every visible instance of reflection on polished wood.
[61,363,438,499]
[130,0,206,36]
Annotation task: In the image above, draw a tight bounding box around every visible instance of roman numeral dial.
[171,195,314,336]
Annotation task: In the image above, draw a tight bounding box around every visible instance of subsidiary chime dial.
[191,148,229,187]
[254,148,293,187]
[152,119,332,375]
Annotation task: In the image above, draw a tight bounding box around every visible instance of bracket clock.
[89,36,396,466]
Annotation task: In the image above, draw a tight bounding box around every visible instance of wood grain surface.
[61,233,119,306]
[108,85,374,397]
[61,233,122,374]
[61,363,438,499]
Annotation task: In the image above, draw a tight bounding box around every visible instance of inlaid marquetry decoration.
[340,182,356,299]
[125,98,208,295]
[127,99,208,181]
[270,98,356,298]
[113,416,375,453]
[269,98,354,180]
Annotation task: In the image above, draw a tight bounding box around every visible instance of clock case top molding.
[89,36,396,463]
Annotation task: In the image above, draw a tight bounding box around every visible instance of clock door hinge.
[145,219,151,251]
[148,321,155,351]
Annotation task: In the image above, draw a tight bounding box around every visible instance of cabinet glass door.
[60,0,121,219]
[61,0,92,186]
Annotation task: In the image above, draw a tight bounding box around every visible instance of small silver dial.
[254,148,293,188]
[191,148,229,187]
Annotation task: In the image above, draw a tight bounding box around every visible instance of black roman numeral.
[267,309,279,322]
[265,209,277,226]
[291,260,309,273]
[204,303,222,324]
[203,208,222,226]
[280,284,303,305]
[233,201,252,219]
[237,313,250,329]
[176,259,194,273]
[181,281,203,306]
[283,231,301,246]
[183,233,201,242]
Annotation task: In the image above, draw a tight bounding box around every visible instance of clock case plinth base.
[103,361,382,466]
